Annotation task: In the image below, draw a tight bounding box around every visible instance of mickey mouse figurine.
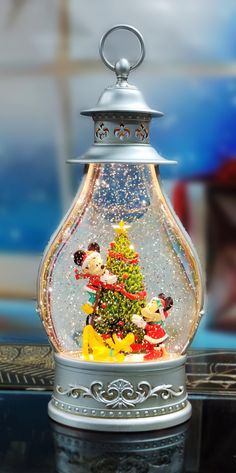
[132,293,173,360]
[74,243,117,322]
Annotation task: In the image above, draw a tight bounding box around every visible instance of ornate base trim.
[51,395,188,419]
[55,379,184,408]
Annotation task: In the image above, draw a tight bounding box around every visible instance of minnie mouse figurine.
[132,293,173,360]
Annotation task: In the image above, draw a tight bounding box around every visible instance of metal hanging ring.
[99,24,145,72]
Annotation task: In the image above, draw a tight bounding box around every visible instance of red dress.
[144,322,168,344]
[131,312,169,360]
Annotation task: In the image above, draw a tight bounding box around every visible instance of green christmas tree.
[95,221,146,343]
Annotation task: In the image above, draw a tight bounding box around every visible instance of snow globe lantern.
[38,25,204,431]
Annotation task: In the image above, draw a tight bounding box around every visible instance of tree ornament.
[113,220,131,235]
[38,25,204,432]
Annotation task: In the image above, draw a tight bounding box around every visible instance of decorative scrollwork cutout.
[95,123,109,140]
[135,123,149,141]
[114,124,130,141]
[56,378,184,409]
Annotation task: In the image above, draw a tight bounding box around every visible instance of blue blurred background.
[0,0,235,350]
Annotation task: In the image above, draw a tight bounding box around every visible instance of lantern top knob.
[114,58,131,83]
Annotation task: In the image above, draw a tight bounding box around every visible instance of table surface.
[0,391,235,473]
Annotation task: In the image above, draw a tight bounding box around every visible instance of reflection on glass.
[51,419,189,473]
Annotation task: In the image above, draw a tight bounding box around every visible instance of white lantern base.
[48,353,191,432]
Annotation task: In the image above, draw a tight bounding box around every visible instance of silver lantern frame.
[45,24,204,431]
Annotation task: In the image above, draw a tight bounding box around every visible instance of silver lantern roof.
[68,25,176,165]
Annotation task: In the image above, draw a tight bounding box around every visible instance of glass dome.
[38,162,203,363]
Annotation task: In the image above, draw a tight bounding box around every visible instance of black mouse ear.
[158,292,165,300]
[164,296,173,311]
[88,242,100,253]
[74,250,86,266]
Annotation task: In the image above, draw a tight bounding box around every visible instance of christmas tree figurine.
[94,221,147,343]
